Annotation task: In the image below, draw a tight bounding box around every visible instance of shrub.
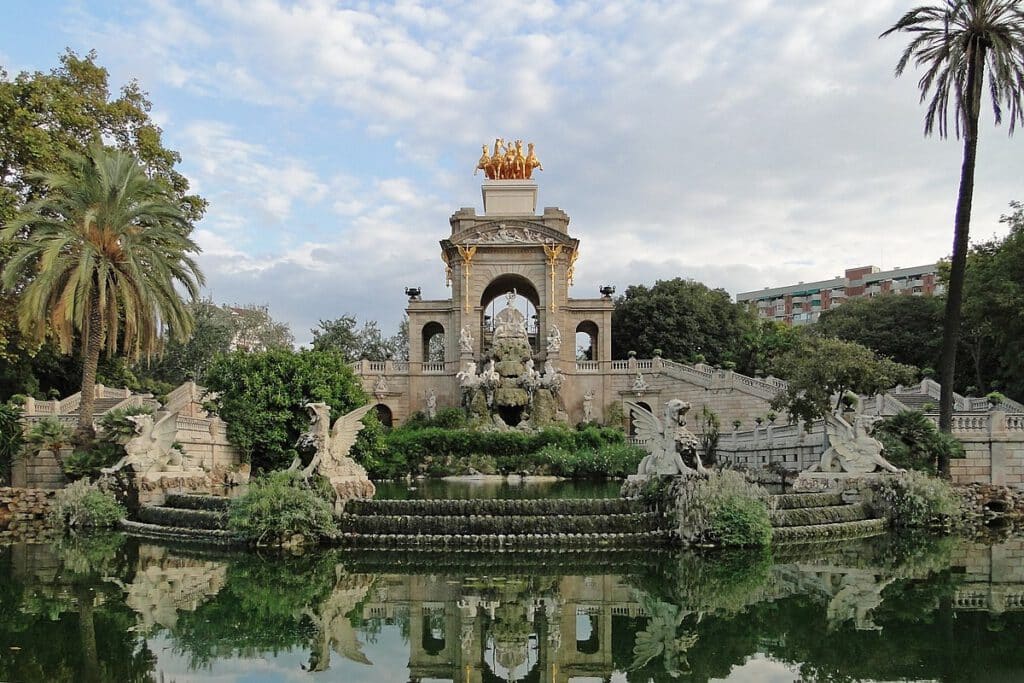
[49,479,126,530]
[1,403,24,484]
[874,410,964,474]
[25,418,73,452]
[228,471,337,545]
[874,470,963,529]
[673,470,771,547]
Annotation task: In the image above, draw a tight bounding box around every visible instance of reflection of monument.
[122,544,227,631]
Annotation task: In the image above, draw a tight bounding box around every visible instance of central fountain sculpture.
[458,290,566,430]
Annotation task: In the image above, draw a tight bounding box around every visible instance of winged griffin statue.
[811,412,904,474]
[290,402,375,507]
[625,399,706,476]
[102,411,198,477]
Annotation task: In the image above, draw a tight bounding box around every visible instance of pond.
[2,531,1024,682]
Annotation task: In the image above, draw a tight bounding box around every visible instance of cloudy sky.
[3,0,1021,344]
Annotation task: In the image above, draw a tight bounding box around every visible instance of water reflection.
[2,532,1024,681]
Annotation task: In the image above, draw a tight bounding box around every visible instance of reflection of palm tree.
[76,586,100,683]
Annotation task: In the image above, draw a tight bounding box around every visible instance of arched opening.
[575,320,599,361]
[421,611,446,656]
[421,321,445,363]
[575,612,601,654]
[628,401,652,437]
[480,275,541,354]
[374,404,393,428]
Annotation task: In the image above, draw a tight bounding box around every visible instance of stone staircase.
[120,493,239,545]
[769,492,886,544]
[338,497,673,549]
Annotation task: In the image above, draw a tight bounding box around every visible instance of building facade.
[352,178,785,429]
[736,263,945,325]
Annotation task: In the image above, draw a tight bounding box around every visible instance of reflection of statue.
[632,594,699,676]
[546,325,561,355]
[290,402,375,505]
[582,390,595,423]
[825,571,896,631]
[102,412,195,476]
[425,389,437,419]
[459,326,474,353]
[626,400,704,476]
[813,413,904,474]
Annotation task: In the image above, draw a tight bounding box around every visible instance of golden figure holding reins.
[475,138,542,180]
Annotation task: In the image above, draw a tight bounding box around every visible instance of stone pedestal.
[137,471,214,506]
[792,471,904,504]
[482,180,537,215]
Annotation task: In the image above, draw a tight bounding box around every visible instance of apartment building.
[736,264,944,325]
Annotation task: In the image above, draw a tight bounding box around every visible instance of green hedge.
[367,424,638,479]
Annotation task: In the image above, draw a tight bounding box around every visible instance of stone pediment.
[448,220,574,247]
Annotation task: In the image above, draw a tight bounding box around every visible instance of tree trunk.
[938,41,985,477]
[75,292,103,445]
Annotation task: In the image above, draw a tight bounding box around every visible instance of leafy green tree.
[0,50,205,403]
[226,303,294,351]
[203,348,370,472]
[611,278,755,363]
[311,314,402,361]
[142,298,235,384]
[735,318,801,377]
[2,145,203,442]
[958,202,1024,398]
[814,295,944,372]
[771,335,919,424]
[882,2,1024,456]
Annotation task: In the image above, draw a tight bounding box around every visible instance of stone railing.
[422,362,446,374]
[576,360,599,372]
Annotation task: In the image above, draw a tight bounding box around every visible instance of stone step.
[770,492,846,510]
[336,529,675,549]
[771,518,888,544]
[339,511,667,536]
[770,503,873,528]
[164,493,232,512]
[119,519,242,546]
[344,497,642,517]
[136,505,229,530]
[337,548,670,575]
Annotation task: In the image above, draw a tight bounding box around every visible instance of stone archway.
[575,320,600,361]
[421,321,445,363]
[480,274,541,354]
[374,404,393,428]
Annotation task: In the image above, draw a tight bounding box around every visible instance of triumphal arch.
[352,141,782,430]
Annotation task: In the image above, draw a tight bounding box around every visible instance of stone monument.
[290,402,376,509]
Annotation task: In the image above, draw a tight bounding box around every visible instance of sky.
[2,0,1021,346]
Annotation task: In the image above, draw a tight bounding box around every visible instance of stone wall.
[945,412,1024,487]
[716,422,825,471]
[0,487,54,542]
[11,448,69,490]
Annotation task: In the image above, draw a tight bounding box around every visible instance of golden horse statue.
[478,138,540,180]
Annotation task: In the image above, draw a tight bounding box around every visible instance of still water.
[1,532,1023,682]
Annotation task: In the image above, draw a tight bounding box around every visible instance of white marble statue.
[457,361,480,389]
[582,390,595,423]
[632,370,649,392]
[425,389,437,419]
[519,359,542,393]
[625,399,705,476]
[481,359,501,385]
[812,412,905,474]
[540,359,564,393]
[546,325,562,355]
[290,402,375,505]
[493,290,528,341]
[102,411,199,476]
[459,327,474,353]
[373,374,389,399]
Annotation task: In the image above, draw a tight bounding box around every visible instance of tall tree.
[611,278,755,363]
[882,1,1024,475]
[2,145,203,441]
[225,303,294,352]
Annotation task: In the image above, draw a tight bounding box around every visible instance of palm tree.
[1,144,204,442]
[882,1,1024,476]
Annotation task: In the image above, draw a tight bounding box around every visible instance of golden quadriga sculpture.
[475,138,543,180]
